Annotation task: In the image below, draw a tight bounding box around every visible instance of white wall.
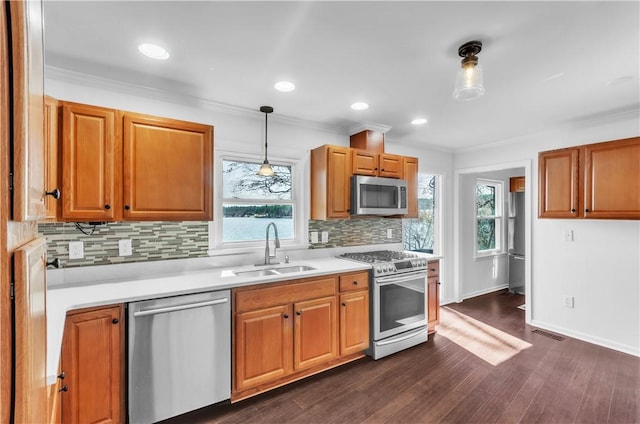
[455,115,640,355]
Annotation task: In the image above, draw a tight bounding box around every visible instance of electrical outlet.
[321,231,329,243]
[563,230,574,242]
[387,229,393,239]
[563,296,575,308]
[68,241,84,259]
[310,231,319,244]
[118,239,132,256]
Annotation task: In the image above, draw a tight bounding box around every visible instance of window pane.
[404,174,437,253]
[477,218,496,250]
[476,184,496,216]
[223,160,292,200]
[223,204,294,241]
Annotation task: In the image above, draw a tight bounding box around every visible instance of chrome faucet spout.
[264,222,280,265]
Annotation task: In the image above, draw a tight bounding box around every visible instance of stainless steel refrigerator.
[508,191,525,294]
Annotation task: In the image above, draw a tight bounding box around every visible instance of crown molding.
[348,121,392,135]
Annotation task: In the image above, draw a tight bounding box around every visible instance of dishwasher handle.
[133,298,228,317]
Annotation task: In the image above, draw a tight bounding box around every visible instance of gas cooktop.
[338,250,428,276]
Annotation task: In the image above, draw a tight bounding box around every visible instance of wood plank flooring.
[161,290,640,424]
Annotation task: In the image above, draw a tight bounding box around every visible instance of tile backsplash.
[39,221,209,268]
[308,218,402,248]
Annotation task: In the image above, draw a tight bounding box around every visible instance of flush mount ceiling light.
[274,81,295,92]
[453,40,485,101]
[257,106,275,177]
[138,43,170,60]
[411,118,428,125]
[350,102,369,111]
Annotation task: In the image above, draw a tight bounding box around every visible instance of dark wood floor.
[162,290,639,424]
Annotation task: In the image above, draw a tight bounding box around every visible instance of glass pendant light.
[257,106,275,176]
[453,41,485,101]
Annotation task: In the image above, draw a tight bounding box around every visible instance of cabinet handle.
[296,311,301,316]
[45,188,60,199]
[124,205,131,210]
[342,302,346,307]
[58,385,68,393]
[104,204,111,210]
[57,371,65,380]
[571,208,576,213]
[112,318,119,324]
[46,258,61,269]
[352,281,358,286]
[283,314,289,319]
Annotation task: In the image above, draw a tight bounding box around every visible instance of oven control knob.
[376,266,383,274]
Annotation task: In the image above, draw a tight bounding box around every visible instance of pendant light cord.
[264,112,268,162]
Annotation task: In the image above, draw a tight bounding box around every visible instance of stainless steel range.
[339,250,429,359]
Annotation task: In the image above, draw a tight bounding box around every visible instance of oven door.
[373,271,427,341]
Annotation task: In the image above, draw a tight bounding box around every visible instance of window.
[220,158,296,244]
[476,179,503,256]
[403,173,440,254]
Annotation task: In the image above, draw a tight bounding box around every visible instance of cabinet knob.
[45,188,60,199]
[437,281,441,285]
[342,302,346,307]
[296,311,301,316]
[430,268,436,272]
[571,208,576,213]
[352,281,358,286]
[46,258,61,269]
[374,167,378,171]
[58,385,68,393]
[57,371,65,380]
[112,318,119,324]
[124,205,131,210]
[585,208,590,212]
[104,204,111,210]
[283,314,289,319]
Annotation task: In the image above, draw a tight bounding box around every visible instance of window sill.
[474,251,507,260]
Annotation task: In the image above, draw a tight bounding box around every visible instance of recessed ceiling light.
[138,43,170,60]
[274,81,295,92]
[350,102,369,111]
[411,118,428,125]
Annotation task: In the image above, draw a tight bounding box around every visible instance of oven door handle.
[375,327,426,346]
[375,272,428,285]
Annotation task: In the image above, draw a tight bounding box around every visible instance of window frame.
[209,151,306,254]
[474,178,504,258]
[403,172,442,256]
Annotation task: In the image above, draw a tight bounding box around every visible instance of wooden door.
[326,146,351,218]
[379,153,403,178]
[61,305,123,424]
[122,113,213,221]
[403,156,419,218]
[339,291,369,356]
[293,296,338,370]
[235,304,293,390]
[44,96,60,221]
[352,149,378,176]
[10,0,46,222]
[61,102,118,221]
[583,137,640,219]
[13,237,48,424]
[538,148,580,218]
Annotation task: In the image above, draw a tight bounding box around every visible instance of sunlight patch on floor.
[438,307,532,366]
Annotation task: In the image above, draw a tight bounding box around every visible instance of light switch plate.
[321,231,329,243]
[563,230,574,242]
[68,241,84,259]
[119,239,133,256]
[563,296,575,308]
[310,231,319,244]
[387,229,393,239]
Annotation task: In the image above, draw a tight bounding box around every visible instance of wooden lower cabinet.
[427,260,440,334]
[232,271,369,402]
[61,305,124,424]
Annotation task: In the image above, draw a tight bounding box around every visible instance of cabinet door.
[235,305,293,390]
[403,156,419,218]
[44,96,60,221]
[583,138,640,219]
[122,113,213,221]
[379,153,403,178]
[327,146,351,218]
[538,148,579,218]
[61,102,117,221]
[61,305,123,424]
[427,276,440,334]
[339,291,369,356]
[352,149,378,176]
[509,176,525,193]
[294,296,338,370]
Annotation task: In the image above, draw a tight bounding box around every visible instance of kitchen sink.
[233,265,316,278]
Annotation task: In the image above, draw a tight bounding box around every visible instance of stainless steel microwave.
[350,175,408,216]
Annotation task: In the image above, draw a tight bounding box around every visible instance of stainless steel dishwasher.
[128,290,230,424]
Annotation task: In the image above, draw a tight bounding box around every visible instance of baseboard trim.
[462,284,508,301]
[530,319,640,357]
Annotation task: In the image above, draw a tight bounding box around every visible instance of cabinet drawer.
[339,271,370,292]
[235,277,337,313]
[428,260,439,277]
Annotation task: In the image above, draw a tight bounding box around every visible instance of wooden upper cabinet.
[379,153,403,178]
[403,156,419,218]
[351,149,378,176]
[583,137,640,219]
[122,113,213,221]
[61,102,118,221]
[539,137,640,220]
[310,145,351,219]
[538,147,579,218]
[509,176,525,192]
[44,96,60,221]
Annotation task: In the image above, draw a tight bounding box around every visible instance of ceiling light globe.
[257,161,275,176]
[453,64,485,101]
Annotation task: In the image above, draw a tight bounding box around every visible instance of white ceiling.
[43,1,640,151]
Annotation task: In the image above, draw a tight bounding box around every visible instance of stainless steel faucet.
[263,222,280,265]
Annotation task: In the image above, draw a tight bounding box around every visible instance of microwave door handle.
[394,189,398,207]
